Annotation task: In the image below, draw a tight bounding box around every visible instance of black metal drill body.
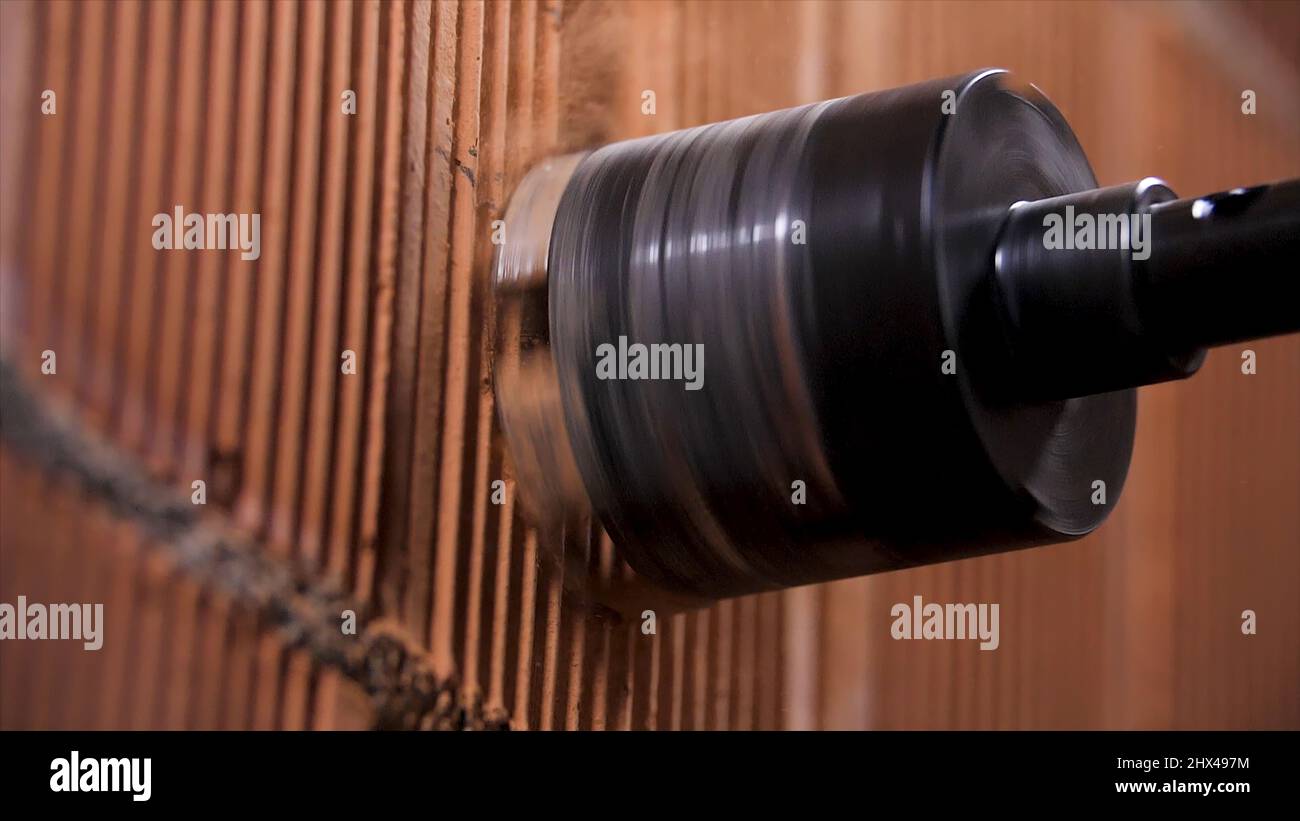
[507,68,1299,599]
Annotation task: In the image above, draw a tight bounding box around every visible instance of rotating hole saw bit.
[491,69,1299,605]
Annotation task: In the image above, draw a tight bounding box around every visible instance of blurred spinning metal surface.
[492,69,1300,603]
